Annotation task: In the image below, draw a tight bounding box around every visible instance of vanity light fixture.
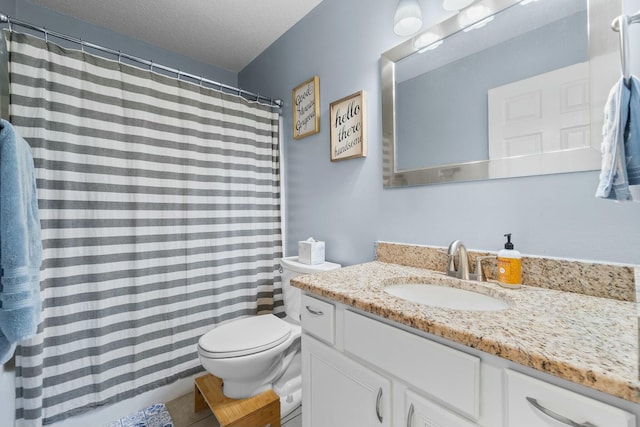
[418,40,444,53]
[394,0,423,37]
[459,4,494,31]
[462,15,494,31]
[413,31,440,49]
[442,0,475,11]
[413,31,443,52]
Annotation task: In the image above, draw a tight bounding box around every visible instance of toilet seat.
[198,314,292,358]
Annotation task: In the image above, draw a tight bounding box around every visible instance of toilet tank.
[279,256,341,322]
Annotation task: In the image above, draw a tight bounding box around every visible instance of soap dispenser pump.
[497,233,522,288]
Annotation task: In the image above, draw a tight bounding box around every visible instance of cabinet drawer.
[505,369,635,427]
[343,310,480,420]
[301,294,335,344]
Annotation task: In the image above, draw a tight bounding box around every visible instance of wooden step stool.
[194,374,281,427]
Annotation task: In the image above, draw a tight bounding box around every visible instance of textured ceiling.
[33,0,324,73]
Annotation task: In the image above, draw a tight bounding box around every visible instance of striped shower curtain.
[6,31,283,426]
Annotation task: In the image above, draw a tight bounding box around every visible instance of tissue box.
[298,239,325,265]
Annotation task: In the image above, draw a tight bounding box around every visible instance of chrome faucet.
[447,240,471,280]
[446,240,495,281]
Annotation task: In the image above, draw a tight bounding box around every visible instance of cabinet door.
[405,390,479,427]
[302,335,391,427]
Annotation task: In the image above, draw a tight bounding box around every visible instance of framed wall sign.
[329,90,367,161]
[292,76,320,139]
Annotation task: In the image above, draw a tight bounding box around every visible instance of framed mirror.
[381,0,620,187]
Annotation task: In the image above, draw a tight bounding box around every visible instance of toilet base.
[273,352,302,418]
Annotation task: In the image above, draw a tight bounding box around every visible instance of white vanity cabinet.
[300,293,638,427]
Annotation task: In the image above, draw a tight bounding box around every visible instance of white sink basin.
[384,284,509,311]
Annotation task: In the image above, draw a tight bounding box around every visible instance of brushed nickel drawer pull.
[406,403,414,427]
[376,387,383,423]
[526,397,598,427]
[305,305,324,316]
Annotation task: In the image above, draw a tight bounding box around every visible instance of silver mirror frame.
[382,0,620,188]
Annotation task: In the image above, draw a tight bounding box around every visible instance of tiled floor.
[165,392,302,427]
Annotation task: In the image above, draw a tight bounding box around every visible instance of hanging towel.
[626,77,640,200]
[0,119,42,364]
[596,76,640,201]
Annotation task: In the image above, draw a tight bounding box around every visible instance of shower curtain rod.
[0,12,283,109]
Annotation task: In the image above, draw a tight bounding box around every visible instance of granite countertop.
[291,261,640,403]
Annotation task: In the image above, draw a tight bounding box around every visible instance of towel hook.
[619,15,630,86]
[612,13,634,86]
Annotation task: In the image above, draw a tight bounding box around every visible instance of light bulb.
[458,4,492,29]
[394,0,423,37]
[413,32,440,50]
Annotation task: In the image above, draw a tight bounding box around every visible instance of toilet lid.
[198,314,291,358]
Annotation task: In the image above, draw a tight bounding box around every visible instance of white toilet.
[197,255,340,417]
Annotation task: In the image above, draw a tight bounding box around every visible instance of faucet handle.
[474,256,497,281]
[436,249,456,270]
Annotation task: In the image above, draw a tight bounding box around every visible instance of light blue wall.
[240,0,640,266]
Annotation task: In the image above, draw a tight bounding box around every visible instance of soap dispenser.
[497,233,522,288]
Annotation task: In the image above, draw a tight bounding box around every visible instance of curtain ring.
[149,60,154,71]
[7,18,12,33]
[43,28,48,43]
[199,76,204,87]
[117,50,122,64]
[177,70,181,80]
[80,39,85,52]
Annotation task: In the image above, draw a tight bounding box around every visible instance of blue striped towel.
[596,76,640,201]
[0,119,42,364]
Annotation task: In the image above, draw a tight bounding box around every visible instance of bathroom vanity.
[292,243,640,427]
